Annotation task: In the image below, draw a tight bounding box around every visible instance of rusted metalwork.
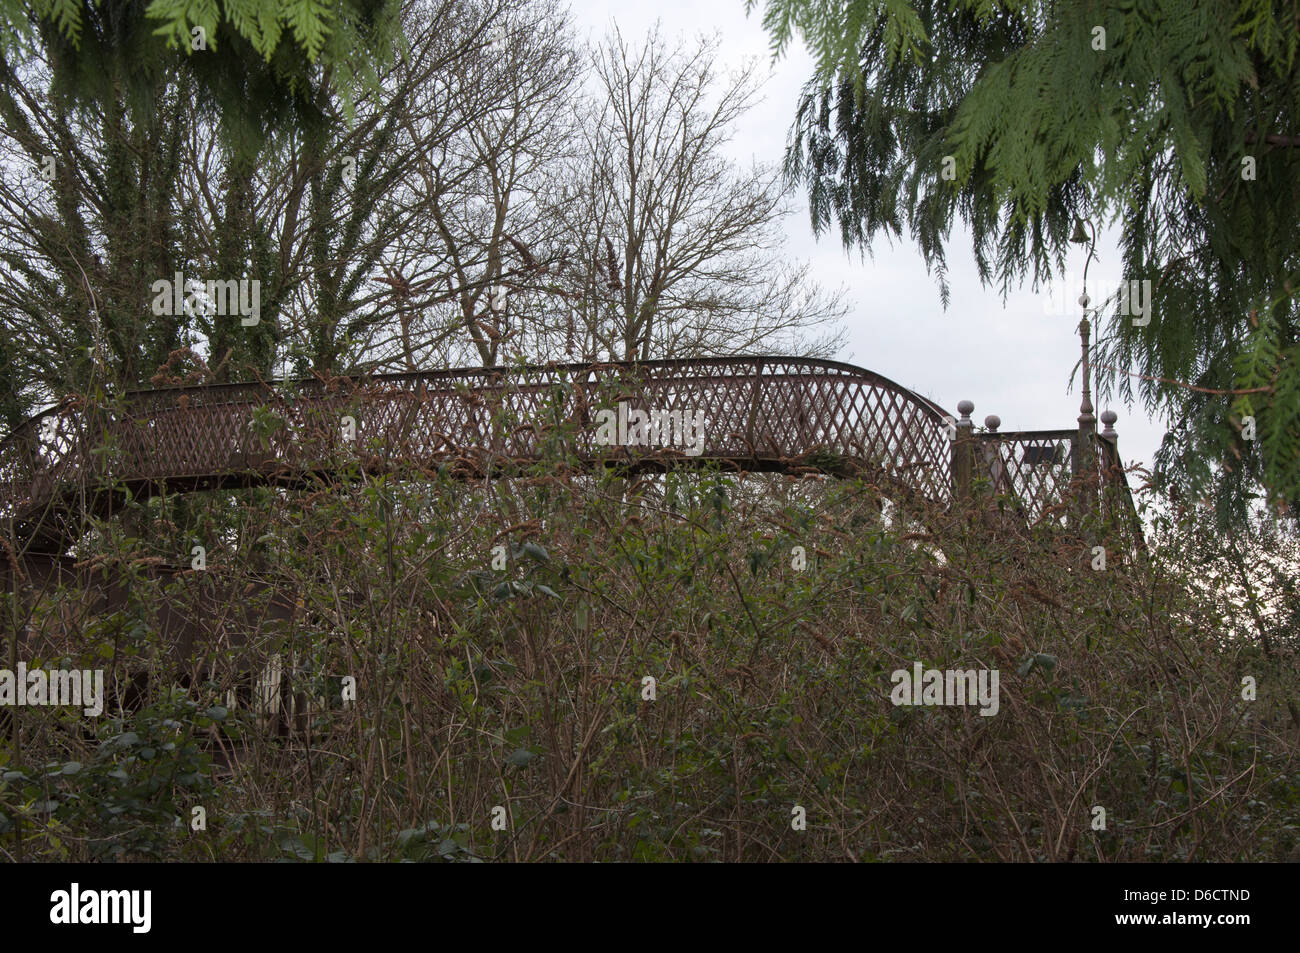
[1,357,1122,547]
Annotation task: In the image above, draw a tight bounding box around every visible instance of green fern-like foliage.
[754,0,1300,526]
[0,0,402,155]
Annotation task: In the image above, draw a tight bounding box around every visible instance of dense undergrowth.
[2,463,1298,862]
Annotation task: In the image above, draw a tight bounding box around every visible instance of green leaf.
[505,748,536,768]
[279,836,316,860]
[521,541,550,563]
[396,827,426,847]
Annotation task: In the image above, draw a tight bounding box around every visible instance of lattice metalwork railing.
[974,429,1082,523]
[0,357,1111,546]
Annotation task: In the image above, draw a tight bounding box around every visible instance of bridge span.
[1,357,1125,550]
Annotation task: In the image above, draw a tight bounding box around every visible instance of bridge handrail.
[0,357,1125,546]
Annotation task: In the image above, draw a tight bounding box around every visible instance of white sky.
[568,0,1164,476]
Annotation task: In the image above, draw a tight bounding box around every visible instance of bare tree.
[526,26,848,364]
[402,0,583,368]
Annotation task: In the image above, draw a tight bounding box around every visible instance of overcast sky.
[568,0,1164,476]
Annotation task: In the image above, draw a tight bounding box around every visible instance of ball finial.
[1101,409,1118,437]
[957,400,974,418]
[984,415,1001,432]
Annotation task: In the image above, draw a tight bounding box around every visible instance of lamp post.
[1069,216,1099,503]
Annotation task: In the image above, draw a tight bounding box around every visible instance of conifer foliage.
[751,0,1300,524]
[0,0,403,149]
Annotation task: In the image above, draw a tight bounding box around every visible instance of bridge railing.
[0,358,1128,544]
[973,428,1080,523]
